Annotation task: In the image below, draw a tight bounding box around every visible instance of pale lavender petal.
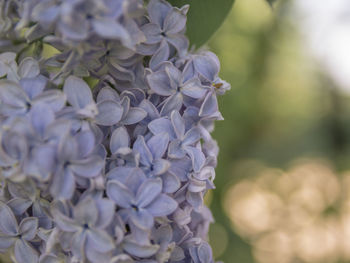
[14,239,38,263]
[136,178,162,207]
[107,180,134,208]
[163,6,188,34]
[147,194,178,217]
[123,237,159,258]
[0,201,18,235]
[199,91,218,117]
[50,168,75,200]
[130,209,154,229]
[148,117,176,140]
[147,70,174,96]
[133,136,153,166]
[0,236,16,251]
[147,133,169,159]
[86,229,114,252]
[110,127,130,154]
[194,54,219,82]
[96,100,123,126]
[92,18,130,41]
[63,76,93,109]
[168,140,186,159]
[148,0,171,26]
[70,156,104,178]
[181,78,207,99]
[95,199,115,229]
[73,197,98,226]
[152,158,171,176]
[141,23,162,44]
[170,111,185,139]
[161,172,180,193]
[18,57,40,78]
[183,127,201,146]
[122,107,147,125]
[160,92,183,117]
[184,146,205,172]
[18,217,38,241]
[150,41,170,70]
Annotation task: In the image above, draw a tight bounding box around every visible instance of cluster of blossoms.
[0,0,229,262]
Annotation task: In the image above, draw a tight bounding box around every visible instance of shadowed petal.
[184,146,205,172]
[14,239,39,263]
[18,217,38,241]
[160,92,183,117]
[0,236,16,251]
[0,201,18,235]
[123,237,159,258]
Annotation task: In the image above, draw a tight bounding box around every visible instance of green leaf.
[266,0,277,7]
[169,0,235,48]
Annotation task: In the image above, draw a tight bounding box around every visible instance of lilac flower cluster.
[0,0,230,262]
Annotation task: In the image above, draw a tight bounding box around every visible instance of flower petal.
[18,217,38,241]
[147,133,169,159]
[70,155,104,178]
[170,111,185,139]
[107,180,134,208]
[14,239,39,263]
[63,76,93,109]
[130,209,154,229]
[148,117,176,140]
[0,201,18,235]
[133,136,153,166]
[147,194,178,217]
[122,107,147,125]
[147,70,174,96]
[95,100,123,126]
[110,127,130,154]
[87,229,114,253]
[136,178,162,208]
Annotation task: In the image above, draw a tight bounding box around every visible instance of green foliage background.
[206,0,350,262]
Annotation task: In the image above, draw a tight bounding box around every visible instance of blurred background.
[207,0,350,262]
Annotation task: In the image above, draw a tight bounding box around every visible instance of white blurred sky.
[294,0,350,92]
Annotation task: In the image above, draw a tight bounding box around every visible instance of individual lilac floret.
[0,201,39,263]
[107,168,177,230]
[149,110,205,172]
[51,196,115,262]
[139,0,189,67]
[147,62,208,116]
